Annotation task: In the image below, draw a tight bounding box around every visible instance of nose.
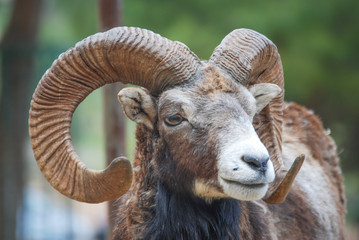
[242,155,269,173]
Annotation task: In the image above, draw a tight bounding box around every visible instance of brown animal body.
[113,102,346,240]
[29,27,346,239]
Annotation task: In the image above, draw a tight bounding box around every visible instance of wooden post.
[97,0,126,238]
[0,0,43,238]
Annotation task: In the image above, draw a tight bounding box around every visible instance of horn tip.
[264,154,305,204]
[103,156,133,198]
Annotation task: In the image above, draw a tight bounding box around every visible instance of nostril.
[242,155,270,172]
[242,155,262,168]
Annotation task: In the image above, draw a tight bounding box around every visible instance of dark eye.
[164,114,183,126]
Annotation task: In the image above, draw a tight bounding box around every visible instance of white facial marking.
[217,122,275,201]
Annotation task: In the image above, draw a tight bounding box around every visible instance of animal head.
[29,27,301,204]
[119,66,279,201]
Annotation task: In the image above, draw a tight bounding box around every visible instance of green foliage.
[345,173,359,222]
[123,0,359,226]
[40,0,98,46]
[123,0,359,172]
[0,1,12,36]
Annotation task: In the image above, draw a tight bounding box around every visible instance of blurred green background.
[1,0,358,239]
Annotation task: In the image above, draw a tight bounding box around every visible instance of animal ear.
[118,87,157,131]
[249,83,281,113]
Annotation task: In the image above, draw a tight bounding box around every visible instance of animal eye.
[164,114,183,126]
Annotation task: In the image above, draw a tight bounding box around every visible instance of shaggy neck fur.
[144,182,241,240]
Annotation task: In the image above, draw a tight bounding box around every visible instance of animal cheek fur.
[156,131,219,194]
[153,138,193,193]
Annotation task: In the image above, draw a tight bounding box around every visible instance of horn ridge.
[29,27,201,203]
[209,28,284,173]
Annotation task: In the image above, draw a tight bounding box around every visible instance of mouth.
[220,178,267,189]
[218,176,269,201]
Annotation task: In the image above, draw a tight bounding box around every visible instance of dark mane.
[144,182,241,240]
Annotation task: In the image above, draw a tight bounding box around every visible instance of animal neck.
[144,182,241,240]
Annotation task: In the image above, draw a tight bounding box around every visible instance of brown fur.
[283,103,345,207]
[113,102,346,239]
[282,103,346,237]
[240,202,273,240]
[114,127,157,239]
[112,66,345,239]
[199,66,239,95]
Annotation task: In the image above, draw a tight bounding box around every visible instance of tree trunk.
[0,0,43,238]
[97,0,126,238]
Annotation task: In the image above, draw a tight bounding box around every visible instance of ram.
[29,27,346,239]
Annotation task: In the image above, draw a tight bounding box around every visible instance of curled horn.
[209,29,301,203]
[209,29,284,172]
[29,27,201,203]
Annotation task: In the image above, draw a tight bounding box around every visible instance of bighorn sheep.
[29,27,346,239]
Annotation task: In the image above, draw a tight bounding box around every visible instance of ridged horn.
[209,28,284,174]
[264,155,305,204]
[29,27,201,203]
[208,29,303,203]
